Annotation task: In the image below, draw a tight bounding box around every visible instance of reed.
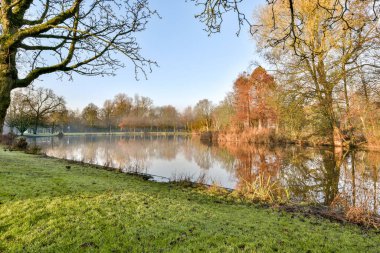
[233,174,289,204]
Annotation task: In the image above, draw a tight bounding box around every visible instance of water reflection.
[30,135,380,214]
[33,135,235,187]
[218,142,380,214]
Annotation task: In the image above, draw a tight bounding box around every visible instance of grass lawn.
[0,149,380,252]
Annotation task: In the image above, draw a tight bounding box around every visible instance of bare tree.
[133,94,152,117]
[181,106,195,132]
[20,87,66,134]
[0,0,157,132]
[5,90,32,135]
[101,99,115,133]
[191,0,251,35]
[157,105,178,131]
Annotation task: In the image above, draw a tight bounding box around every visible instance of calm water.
[28,134,380,214]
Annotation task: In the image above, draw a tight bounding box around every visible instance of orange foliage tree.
[232,66,277,130]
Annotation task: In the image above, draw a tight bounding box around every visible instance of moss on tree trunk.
[0,44,19,133]
[0,68,15,134]
[0,89,11,133]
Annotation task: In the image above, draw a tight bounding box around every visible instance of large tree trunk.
[0,46,19,134]
[33,120,38,135]
[323,89,346,147]
[0,66,15,134]
[333,125,345,147]
[0,86,11,133]
[51,122,56,134]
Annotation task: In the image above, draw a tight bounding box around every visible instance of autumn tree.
[194,99,214,131]
[48,109,69,133]
[232,67,276,130]
[192,0,379,40]
[254,0,380,146]
[0,0,156,133]
[82,103,99,129]
[112,93,133,130]
[233,73,251,128]
[249,67,277,129]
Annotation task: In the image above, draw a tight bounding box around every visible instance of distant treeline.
[5,87,223,134]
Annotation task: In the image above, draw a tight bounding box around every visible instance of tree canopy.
[0,0,156,132]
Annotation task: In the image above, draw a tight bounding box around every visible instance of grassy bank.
[1,149,380,252]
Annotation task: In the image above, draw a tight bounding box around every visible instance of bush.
[330,193,380,229]
[12,137,28,150]
[26,144,42,155]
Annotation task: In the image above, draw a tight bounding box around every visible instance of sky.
[34,0,265,111]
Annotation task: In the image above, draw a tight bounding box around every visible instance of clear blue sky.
[35,0,264,111]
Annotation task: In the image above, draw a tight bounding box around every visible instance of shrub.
[12,137,28,150]
[330,193,380,229]
[26,144,42,155]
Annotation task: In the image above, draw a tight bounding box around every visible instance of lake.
[28,134,380,214]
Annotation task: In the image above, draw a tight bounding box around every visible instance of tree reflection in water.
[218,142,379,214]
[32,135,380,214]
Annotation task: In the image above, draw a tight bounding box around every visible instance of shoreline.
[25,150,380,230]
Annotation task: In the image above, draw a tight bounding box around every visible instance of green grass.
[0,149,380,252]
